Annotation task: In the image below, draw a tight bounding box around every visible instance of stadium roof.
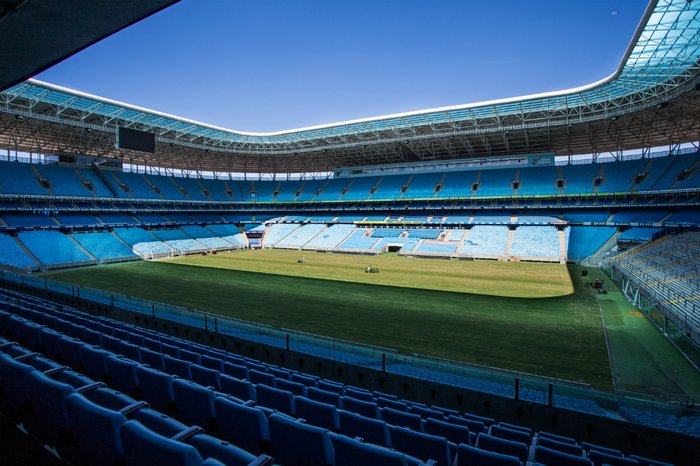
[0,0,179,92]
[0,0,699,173]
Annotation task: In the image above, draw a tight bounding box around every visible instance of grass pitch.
[46,250,613,389]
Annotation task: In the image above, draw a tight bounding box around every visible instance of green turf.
[586,268,700,399]
[45,251,612,389]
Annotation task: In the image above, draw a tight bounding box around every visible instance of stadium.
[0,0,699,465]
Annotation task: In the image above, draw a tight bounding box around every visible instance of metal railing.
[0,268,698,424]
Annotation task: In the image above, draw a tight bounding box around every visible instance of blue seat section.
[460,226,509,256]
[179,225,232,249]
[598,159,647,193]
[205,224,247,247]
[672,157,700,190]
[649,154,699,190]
[110,171,163,199]
[618,228,663,242]
[18,230,91,265]
[164,213,196,223]
[517,214,559,224]
[665,211,700,224]
[0,233,37,268]
[620,407,700,438]
[341,176,378,201]
[276,223,326,248]
[115,227,173,255]
[73,232,136,259]
[273,179,303,202]
[517,165,559,195]
[169,178,208,201]
[304,224,356,249]
[306,178,344,201]
[563,211,611,223]
[509,226,560,258]
[3,212,58,226]
[56,213,101,225]
[0,161,49,194]
[371,227,405,238]
[438,171,476,198]
[195,178,230,201]
[191,212,225,222]
[77,167,115,197]
[404,173,442,199]
[567,227,617,260]
[562,163,600,194]
[474,169,515,197]
[145,174,188,201]
[633,156,677,192]
[415,243,457,254]
[407,229,442,239]
[100,213,140,224]
[294,179,327,201]
[268,413,335,466]
[471,213,511,224]
[262,223,299,246]
[35,164,94,196]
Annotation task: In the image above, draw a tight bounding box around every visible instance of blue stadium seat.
[489,424,532,444]
[130,407,189,437]
[344,386,373,402]
[24,370,76,443]
[534,445,590,466]
[139,347,166,371]
[341,396,378,418]
[191,364,221,390]
[381,407,423,432]
[330,433,412,466]
[536,435,584,456]
[214,397,270,455]
[223,361,249,380]
[248,369,276,387]
[220,374,256,401]
[172,378,217,428]
[448,415,486,433]
[295,395,340,431]
[255,384,295,416]
[275,378,307,396]
[390,425,454,466]
[164,354,192,379]
[120,420,204,466]
[79,345,112,381]
[425,417,472,446]
[589,450,640,466]
[476,433,529,464]
[338,410,391,447]
[453,443,522,466]
[65,393,128,466]
[268,413,334,466]
[135,365,174,412]
[408,404,445,421]
[187,433,271,466]
[307,386,343,408]
[105,355,140,395]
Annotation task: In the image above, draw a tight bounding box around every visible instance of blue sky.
[37,0,648,133]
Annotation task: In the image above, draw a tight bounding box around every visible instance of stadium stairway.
[0,288,688,466]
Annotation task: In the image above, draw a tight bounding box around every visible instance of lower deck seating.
[0,288,681,465]
[18,230,91,265]
[73,232,136,260]
[0,233,37,269]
